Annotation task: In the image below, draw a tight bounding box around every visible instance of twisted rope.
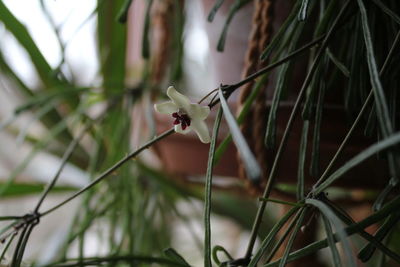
[151,0,174,83]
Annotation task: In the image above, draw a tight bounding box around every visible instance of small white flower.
[154,86,211,143]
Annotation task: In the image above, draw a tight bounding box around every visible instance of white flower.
[154,86,211,143]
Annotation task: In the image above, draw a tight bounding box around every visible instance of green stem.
[244,0,352,260]
[40,128,175,217]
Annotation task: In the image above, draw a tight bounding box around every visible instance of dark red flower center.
[172,112,191,130]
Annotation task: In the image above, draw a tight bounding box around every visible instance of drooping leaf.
[218,88,261,183]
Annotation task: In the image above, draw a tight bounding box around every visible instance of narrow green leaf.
[204,107,223,267]
[141,0,153,59]
[0,232,16,263]
[248,206,299,267]
[97,0,127,91]
[264,21,303,148]
[207,0,225,22]
[266,195,400,266]
[10,224,29,267]
[0,182,76,198]
[364,103,377,137]
[297,121,309,200]
[264,61,291,149]
[264,209,304,263]
[170,0,185,81]
[372,0,400,25]
[0,49,33,97]
[310,68,326,177]
[218,88,261,183]
[278,209,307,267]
[320,196,400,263]
[373,177,398,211]
[298,0,310,21]
[0,1,62,88]
[260,1,301,60]
[306,199,356,267]
[163,248,190,266]
[0,112,81,196]
[357,0,395,145]
[216,0,251,52]
[212,245,233,265]
[313,132,400,194]
[14,87,87,114]
[259,197,304,207]
[117,0,133,23]
[13,224,35,267]
[321,214,342,267]
[358,210,400,262]
[326,48,350,77]
[213,75,265,165]
[16,101,56,145]
[43,255,190,267]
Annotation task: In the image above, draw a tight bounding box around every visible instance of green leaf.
[212,245,233,265]
[313,132,400,194]
[207,0,225,22]
[297,121,309,200]
[0,182,76,198]
[216,0,251,52]
[305,199,356,267]
[0,0,62,88]
[260,1,301,60]
[248,206,299,267]
[0,49,33,97]
[266,195,400,266]
[43,255,190,266]
[0,231,17,263]
[356,0,400,185]
[326,48,350,77]
[117,0,133,23]
[278,209,307,267]
[0,112,82,196]
[358,210,400,262]
[141,0,153,59]
[218,88,261,183]
[258,197,304,207]
[213,75,265,165]
[373,177,398,211]
[264,21,304,148]
[204,107,223,267]
[310,68,326,177]
[321,214,342,267]
[163,248,190,266]
[372,0,400,25]
[298,0,310,21]
[97,0,127,92]
[357,0,393,137]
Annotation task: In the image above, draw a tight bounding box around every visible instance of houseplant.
[0,0,399,266]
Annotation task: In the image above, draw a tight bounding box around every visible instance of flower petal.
[191,119,210,143]
[187,104,210,120]
[174,124,191,134]
[167,86,191,110]
[154,101,178,114]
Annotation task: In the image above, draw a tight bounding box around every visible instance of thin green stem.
[40,128,175,217]
[312,29,400,190]
[204,108,223,267]
[34,121,93,213]
[209,34,326,109]
[244,0,352,260]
